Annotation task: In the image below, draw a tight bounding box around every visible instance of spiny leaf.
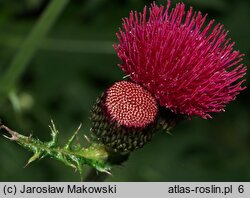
[64,123,82,150]
[0,122,110,177]
[47,120,59,147]
[25,151,42,167]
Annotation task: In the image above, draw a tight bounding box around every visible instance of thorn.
[84,135,90,143]
[63,160,77,169]
[49,120,59,134]
[24,152,41,168]
[49,120,59,135]
[48,126,53,134]
[3,135,13,140]
[73,123,82,137]
[75,123,83,147]
[75,160,83,175]
[97,166,112,175]
[102,169,112,175]
[39,154,46,160]
[76,123,82,132]
[48,120,59,147]
[65,123,82,150]
[0,125,19,141]
[51,119,55,128]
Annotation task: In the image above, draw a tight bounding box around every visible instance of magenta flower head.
[105,81,158,128]
[90,1,247,153]
[114,1,247,119]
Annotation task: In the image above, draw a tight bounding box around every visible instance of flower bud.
[90,81,182,153]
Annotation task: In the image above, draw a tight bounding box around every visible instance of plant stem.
[84,151,130,181]
[0,0,70,103]
[0,34,115,54]
[0,122,131,181]
[0,123,111,177]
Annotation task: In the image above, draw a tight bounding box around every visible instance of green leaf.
[0,121,111,177]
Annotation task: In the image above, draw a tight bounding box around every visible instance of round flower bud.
[90,81,181,153]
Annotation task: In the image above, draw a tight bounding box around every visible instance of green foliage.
[0,0,249,181]
[0,0,70,103]
[0,121,110,178]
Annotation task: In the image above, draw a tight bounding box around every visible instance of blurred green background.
[0,0,249,181]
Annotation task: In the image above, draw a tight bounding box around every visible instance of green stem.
[84,152,130,181]
[0,0,70,103]
[0,34,115,54]
[0,122,111,177]
[0,122,131,181]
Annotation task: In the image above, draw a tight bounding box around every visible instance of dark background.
[0,0,249,181]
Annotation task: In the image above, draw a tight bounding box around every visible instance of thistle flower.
[1,1,247,179]
[90,81,175,152]
[90,1,247,152]
[114,1,247,119]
